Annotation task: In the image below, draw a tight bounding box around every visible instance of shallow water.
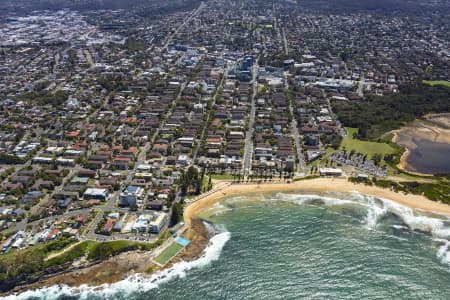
[405,138,450,174]
[8,192,450,300]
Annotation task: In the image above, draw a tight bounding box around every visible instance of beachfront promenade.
[184,179,296,205]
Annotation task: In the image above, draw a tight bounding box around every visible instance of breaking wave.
[435,239,450,266]
[5,231,231,300]
[274,192,450,238]
[202,202,233,218]
[272,191,450,266]
[5,191,450,299]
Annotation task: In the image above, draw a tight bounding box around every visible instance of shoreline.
[392,131,425,176]
[396,146,420,175]
[184,178,450,228]
[3,218,211,297]
[392,116,450,175]
[394,136,434,177]
[5,178,450,297]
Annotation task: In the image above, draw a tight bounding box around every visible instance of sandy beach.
[184,178,450,227]
[5,178,450,296]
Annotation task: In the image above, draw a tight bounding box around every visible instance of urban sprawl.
[0,0,448,253]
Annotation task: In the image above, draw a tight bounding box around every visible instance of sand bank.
[184,178,450,227]
[392,115,450,174]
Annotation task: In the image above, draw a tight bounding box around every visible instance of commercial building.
[319,167,343,177]
[119,185,144,207]
[83,188,109,201]
[132,214,152,233]
[149,213,168,233]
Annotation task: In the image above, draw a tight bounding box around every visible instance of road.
[191,64,229,163]
[14,82,188,239]
[281,27,288,55]
[162,2,205,50]
[356,73,366,97]
[285,74,306,175]
[274,13,303,174]
[2,1,202,241]
[242,59,259,177]
[119,81,187,205]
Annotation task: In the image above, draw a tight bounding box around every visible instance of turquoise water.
[8,192,450,300]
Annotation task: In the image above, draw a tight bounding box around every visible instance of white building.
[132,214,152,233]
[319,167,343,177]
[32,156,53,164]
[149,213,168,233]
[84,188,108,201]
[120,185,144,207]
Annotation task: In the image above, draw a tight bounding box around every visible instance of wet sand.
[6,177,450,296]
[184,178,450,228]
[393,114,450,174]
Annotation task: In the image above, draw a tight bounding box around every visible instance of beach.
[5,177,450,298]
[184,178,450,228]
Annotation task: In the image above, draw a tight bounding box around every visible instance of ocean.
[6,192,450,300]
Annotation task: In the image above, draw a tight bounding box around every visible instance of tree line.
[332,82,449,140]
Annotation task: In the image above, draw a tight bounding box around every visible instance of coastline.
[396,146,417,175]
[5,178,450,297]
[392,131,419,175]
[184,178,450,228]
[3,218,211,297]
[394,135,433,177]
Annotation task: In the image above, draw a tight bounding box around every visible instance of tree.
[179,166,201,195]
[170,203,183,226]
[207,176,212,191]
[373,154,383,166]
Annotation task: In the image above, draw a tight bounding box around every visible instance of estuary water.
[7,192,450,300]
[405,138,450,174]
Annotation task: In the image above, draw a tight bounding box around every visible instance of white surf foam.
[273,193,357,206]
[363,194,450,239]
[436,241,450,265]
[6,231,231,300]
[202,202,233,217]
[349,192,450,266]
[274,191,450,237]
[274,191,450,267]
[360,194,388,230]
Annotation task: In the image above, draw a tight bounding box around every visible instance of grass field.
[154,242,184,265]
[340,128,396,158]
[44,240,96,266]
[1,238,165,286]
[422,80,450,88]
[45,239,155,266]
